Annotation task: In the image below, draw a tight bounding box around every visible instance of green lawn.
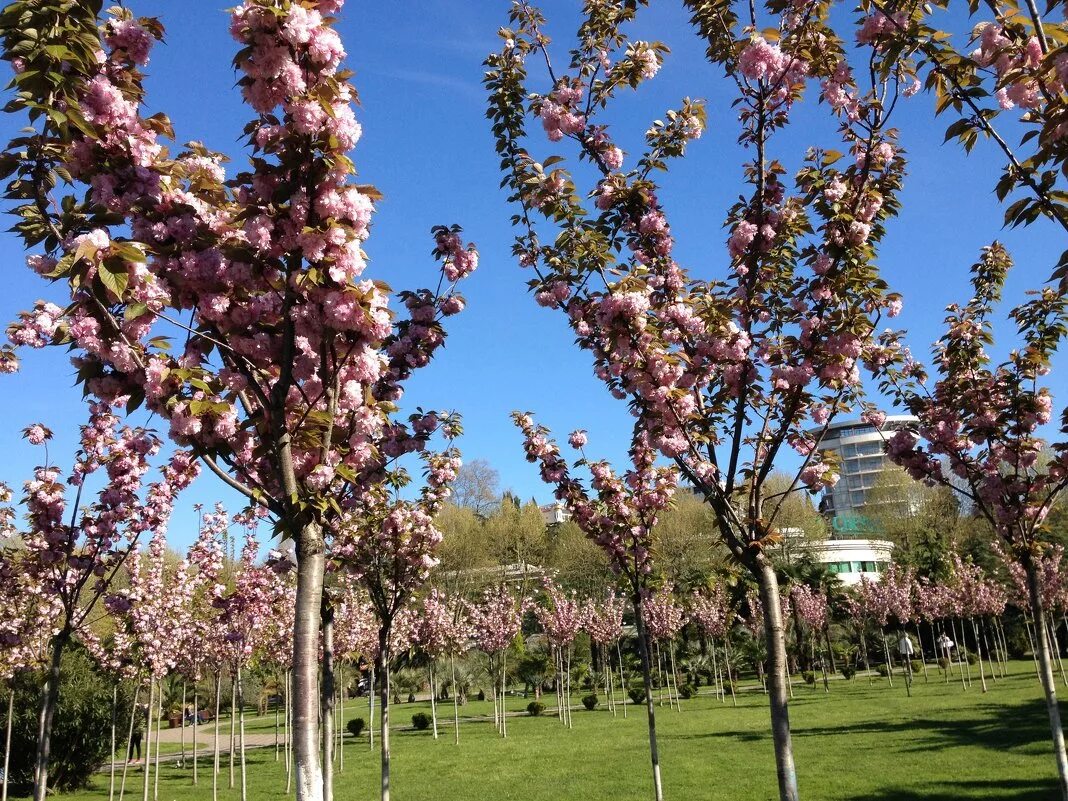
[34,661,1064,800]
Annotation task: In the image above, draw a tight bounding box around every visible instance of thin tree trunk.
[971,619,988,693]
[450,656,460,745]
[669,645,682,711]
[980,619,999,682]
[368,666,375,751]
[32,630,68,801]
[2,687,13,801]
[337,664,344,773]
[192,686,199,785]
[109,684,117,801]
[859,628,872,686]
[238,665,247,801]
[321,607,335,801]
[881,636,894,687]
[153,679,162,801]
[566,647,573,728]
[286,669,293,795]
[952,619,968,689]
[501,650,509,737]
[724,641,738,706]
[293,523,327,801]
[1028,562,1068,801]
[275,678,281,762]
[711,638,722,702]
[1049,618,1068,688]
[229,675,236,789]
[141,680,154,801]
[377,645,391,801]
[213,672,221,801]
[757,561,800,801]
[996,618,1011,678]
[180,682,187,769]
[825,628,837,675]
[429,663,439,739]
[632,597,664,801]
[914,623,930,683]
[1027,617,1044,678]
[118,683,140,801]
[617,640,628,718]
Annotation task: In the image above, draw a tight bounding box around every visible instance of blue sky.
[0,0,1063,550]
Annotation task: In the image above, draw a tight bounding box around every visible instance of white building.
[808,538,894,586]
[808,414,918,521]
[539,501,569,525]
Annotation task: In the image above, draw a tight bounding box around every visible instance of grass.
[28,660,1064,800]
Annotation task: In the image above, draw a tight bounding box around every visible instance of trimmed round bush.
[526,701,545,716]
[840,665,856,680]
[875,663,890,677]
[909,660,923,674]
[678,684,696,700]
[801,671,816,686]
[346,717,365,737]
[722,680,736,696]
[477,689,486,702]
[581,693,599,710]
[628,686,647,705]
[411,712,432,731]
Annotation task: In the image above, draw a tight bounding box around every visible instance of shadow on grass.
[666,697,1053,754]
[839,778,1056,801]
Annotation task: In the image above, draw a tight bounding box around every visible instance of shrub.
[526,701,545,716]
[476,689,486,702]
[910,660,923,674]
[678,684,696,700]
[628,686,647,705]
[966,651,978,666]
[411,712,432,731]
[801,671,816,686]
[937,657,951,670]
[581,694,598,710]
[721,680,737,696]
[7,645,116,792]
[346,717,365,737]
[875,664,890,677]
[840,665,856,681]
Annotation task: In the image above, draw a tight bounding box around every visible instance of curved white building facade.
[809,538,895,586]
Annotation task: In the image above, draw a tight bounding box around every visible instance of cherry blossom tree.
[515,414,673,800]
[0,494,57,801]
[469,585,523,740]
[533,580,583,727]
[11,406,195,801]
[690,586,735,705]
[488,2,910,794]
[876,242,1068,795]
[789,583,830,692]
[583,593,626,717]
[0,4,475,798]
[332,436,461,801]
[642,586,685,711]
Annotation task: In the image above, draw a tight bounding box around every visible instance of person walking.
[128,704,146,764]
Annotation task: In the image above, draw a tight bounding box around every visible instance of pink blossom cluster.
[469,585,523,655]
[539,80,586,142]
[642,585,685,642]
[689,586,731,639]
[583,594,625,645]
[533,580,583,648]
[415,588,471,658]
[789,583,828,632]
[4,1,476,532]
[514,412,676,578]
